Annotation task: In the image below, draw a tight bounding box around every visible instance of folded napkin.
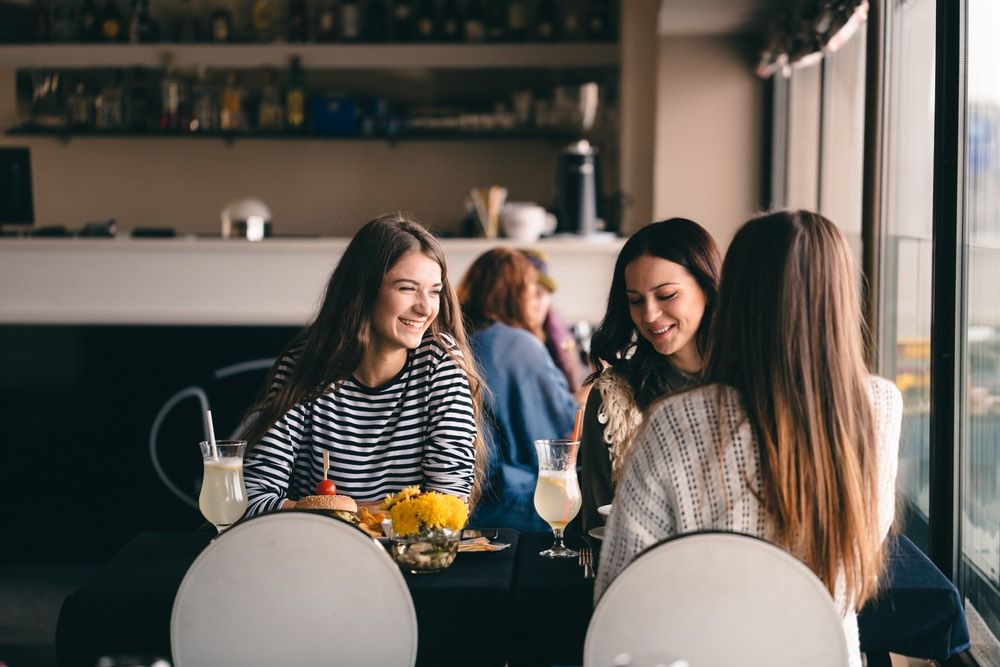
[458,537,511,553]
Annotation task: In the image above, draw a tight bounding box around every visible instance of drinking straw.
[571,407,583,442]
[205,409,219,460]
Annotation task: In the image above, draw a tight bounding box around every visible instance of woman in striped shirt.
[241,214,486,516]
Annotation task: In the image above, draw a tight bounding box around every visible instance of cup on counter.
[500,202,557,243]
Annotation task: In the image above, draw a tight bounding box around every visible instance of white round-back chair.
[171,511,417,666]
[585,532,848,667]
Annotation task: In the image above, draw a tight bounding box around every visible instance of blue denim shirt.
[468,322,578,531]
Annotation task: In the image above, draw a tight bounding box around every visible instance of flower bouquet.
[383,487,468,574]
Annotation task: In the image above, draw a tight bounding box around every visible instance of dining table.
[56,528,969,667]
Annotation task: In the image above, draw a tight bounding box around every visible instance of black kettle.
[554,139,600,235]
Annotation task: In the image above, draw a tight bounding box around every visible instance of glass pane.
[786,63,822,210]
[962,0,1000,653]
[879,0,936,553]
[820,23,867,263]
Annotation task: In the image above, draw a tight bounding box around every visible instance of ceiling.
[658,0,790,36]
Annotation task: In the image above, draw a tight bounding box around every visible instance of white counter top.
[0,236,624,325]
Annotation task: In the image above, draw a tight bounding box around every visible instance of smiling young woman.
[240,214,487,516]
[579,218,721,531]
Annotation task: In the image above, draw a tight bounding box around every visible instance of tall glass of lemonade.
[533,438,582,558]
[198,439,248,533]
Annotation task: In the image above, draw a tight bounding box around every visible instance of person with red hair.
[459,248,579,531]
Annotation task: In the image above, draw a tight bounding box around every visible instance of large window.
[819,23,867,260]
[961,0,1000,654]
[878,0,937,552]
[785,63,822,210]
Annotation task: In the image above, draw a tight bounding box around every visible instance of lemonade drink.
[199,456,248,530]
[533,470,582,529]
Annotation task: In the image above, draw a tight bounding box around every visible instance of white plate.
[588,526,605,541]
[597,504,612,517]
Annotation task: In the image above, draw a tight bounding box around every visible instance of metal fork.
[579,546,595,579]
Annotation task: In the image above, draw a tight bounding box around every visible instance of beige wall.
[0,133,559,236]
[653,36,764,250]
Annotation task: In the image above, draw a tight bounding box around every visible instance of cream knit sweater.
[595,376,903,667]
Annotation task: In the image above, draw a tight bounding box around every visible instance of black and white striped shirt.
[243,334,477,516]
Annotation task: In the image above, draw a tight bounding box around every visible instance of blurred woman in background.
[459,247,579,531]
[519,248,590,395]
[596,210,902,667]
[580,218,721,531]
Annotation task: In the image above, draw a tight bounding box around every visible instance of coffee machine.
[552,82,603,236]
[554,139,600,236]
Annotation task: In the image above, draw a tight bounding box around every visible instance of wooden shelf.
[0,42,619,70]
[5,126,582,143]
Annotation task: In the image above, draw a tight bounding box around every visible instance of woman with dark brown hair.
[241,214,487,516]
[596,210,902,667]
[580,218,721,531]
[458,247,578,531]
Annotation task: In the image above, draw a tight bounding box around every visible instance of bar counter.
[0,235,624,326]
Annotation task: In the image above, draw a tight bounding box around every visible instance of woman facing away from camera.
[458,248,579,532]
[595,210,903,667]
[579,218,721,531]
[241,214,486,515]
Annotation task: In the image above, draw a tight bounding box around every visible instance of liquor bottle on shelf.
[364,0,388,42]
[76,0,99,41]
[98,0,124,41]
[123,68,153,130]
[413,0,435,41]
[534,0,558,41]
[49,0,77,41]
[128,0,159,43]
[159,56,189,131]
[586,0,611,40]
[315,0,338,41]
[339,0,360,40]
[190,67,218,132]
[66,82,93,128]
[287,0,307,41]
[390,0,413,42]
[506,0,528,41]
[439,0,459,42]
[32,0,50,42]
[484,2,504,41]
[462,0,484,42]
[175,0,199,41]
[285,56,306,130]
[220,72,246,131]
[251,0,276,41]
[94,74,124,130]
[209,7,232,41]
[257,69,284,130]
[561,0,585,40]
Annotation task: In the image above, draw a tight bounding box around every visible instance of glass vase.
[390,528,460,574]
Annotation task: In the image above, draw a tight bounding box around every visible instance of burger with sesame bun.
[295,453,365,528]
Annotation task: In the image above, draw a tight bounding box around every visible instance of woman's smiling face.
[370,250,442,353]
[624,254,707,373]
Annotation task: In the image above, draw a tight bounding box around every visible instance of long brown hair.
[242,213,488,505]
[458,247,543,338]
[705,209,883,607]
[589,218,721,409]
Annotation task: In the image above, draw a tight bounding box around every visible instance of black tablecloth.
[57,529,969,667]
[509,532,595,666]
[858,534,971,662]
[56,529,519,667]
